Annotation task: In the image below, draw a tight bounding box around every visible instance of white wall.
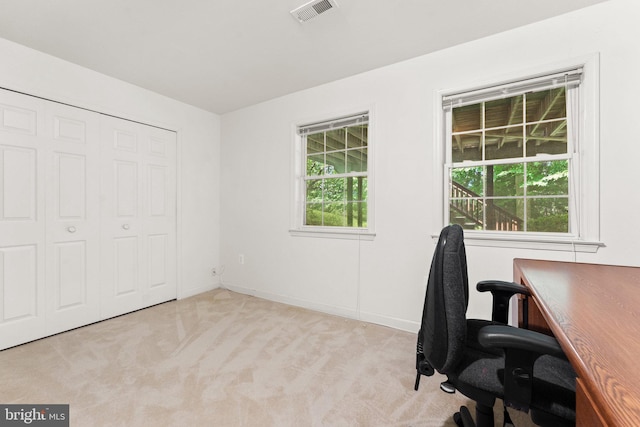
[0,37,221,298]
[220,0,640,331]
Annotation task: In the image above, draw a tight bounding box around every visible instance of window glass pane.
[526,87,566,122]
[450,198,483,230]
[485,128,523,161]
[347,202,367,227]
[346,148,367,173]
[526,197,569,232]
[301,117,369,230]
[325,151,346,174]
[304,179,368,227]
[325,128,346,151]
[490,163,523,197]
[322,178,346,202]
[348,177,367,201]
[446,78,580,236]
[451,167,484,197]
[306,132,324,154]
[347,125,367,148]
[452,133,482,162]
[526,161,568,196]
[485,95,523,128]
[452,104,481,132]
[486,198,523,231]
[306,155,326,176]
[450,166,484,230]
[305,203,323,226]
[525,120,568,156]
[324,202,347,226]
[305,179,323,202]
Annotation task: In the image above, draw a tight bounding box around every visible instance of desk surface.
[514,259,640,426]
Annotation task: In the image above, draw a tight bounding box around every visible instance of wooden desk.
[514,259,640,427]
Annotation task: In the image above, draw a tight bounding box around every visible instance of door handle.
[122,224,130,230]
[67,226,77,233]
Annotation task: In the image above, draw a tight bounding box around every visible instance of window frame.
[433,56,602,252]
[290,109,376,240]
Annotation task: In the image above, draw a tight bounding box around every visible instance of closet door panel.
[55,153,86,218]
[148,234,168,288]
[44,101,101,335]
[1,245,38,320]
[0,101,37,135]
[101,117,176,317]
[53,241,86,309]
[143,127,176,305]
[101,117,144,317]
[2,146,37,220]
[54,115,86,142]
[0,88,177,349]
[0,89,46,349]
[148,165,167,216]
[115,160,138,217]
[114,236,139,296]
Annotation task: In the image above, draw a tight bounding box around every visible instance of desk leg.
[517,294,553,336]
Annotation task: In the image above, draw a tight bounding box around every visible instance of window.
[439,60,601,251]
[293,112,372,236]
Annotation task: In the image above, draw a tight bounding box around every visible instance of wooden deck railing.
[450,181,523,231]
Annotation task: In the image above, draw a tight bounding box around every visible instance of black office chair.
[414,225,576,427]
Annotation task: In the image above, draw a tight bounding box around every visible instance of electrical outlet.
[239,254,245,265]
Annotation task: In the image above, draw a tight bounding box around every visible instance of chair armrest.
[478,325,565,359]
[476,280,530,296]
[476,280,530,324]
[478,325,571,412]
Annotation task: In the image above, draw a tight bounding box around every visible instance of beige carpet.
[0,289,533,426]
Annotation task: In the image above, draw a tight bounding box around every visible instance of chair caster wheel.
[454,406,475,427]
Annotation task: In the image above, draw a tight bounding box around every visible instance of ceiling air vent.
[290,0,338,23]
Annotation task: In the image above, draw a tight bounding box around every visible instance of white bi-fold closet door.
[0,88,177,350]
[100,115,177,319]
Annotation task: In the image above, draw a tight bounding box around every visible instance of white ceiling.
[0,0,609,114]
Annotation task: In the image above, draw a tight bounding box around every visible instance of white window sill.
[289,228,376,241]
[431,231,603,253]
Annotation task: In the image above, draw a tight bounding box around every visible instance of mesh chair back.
[419,224,469,373]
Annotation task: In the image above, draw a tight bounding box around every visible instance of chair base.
[453,403,494,427]
[453,406,475,427]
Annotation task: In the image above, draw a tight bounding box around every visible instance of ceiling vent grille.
[290,0,338,23]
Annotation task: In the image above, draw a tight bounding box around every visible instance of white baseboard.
[222,282,420,333]
[178,282,220,299]
[359,311,420,333]
[222,282,359,319]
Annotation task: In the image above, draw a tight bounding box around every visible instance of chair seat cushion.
[447,320,507,406]
[531,354,576,421]
[449,319,576,422]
